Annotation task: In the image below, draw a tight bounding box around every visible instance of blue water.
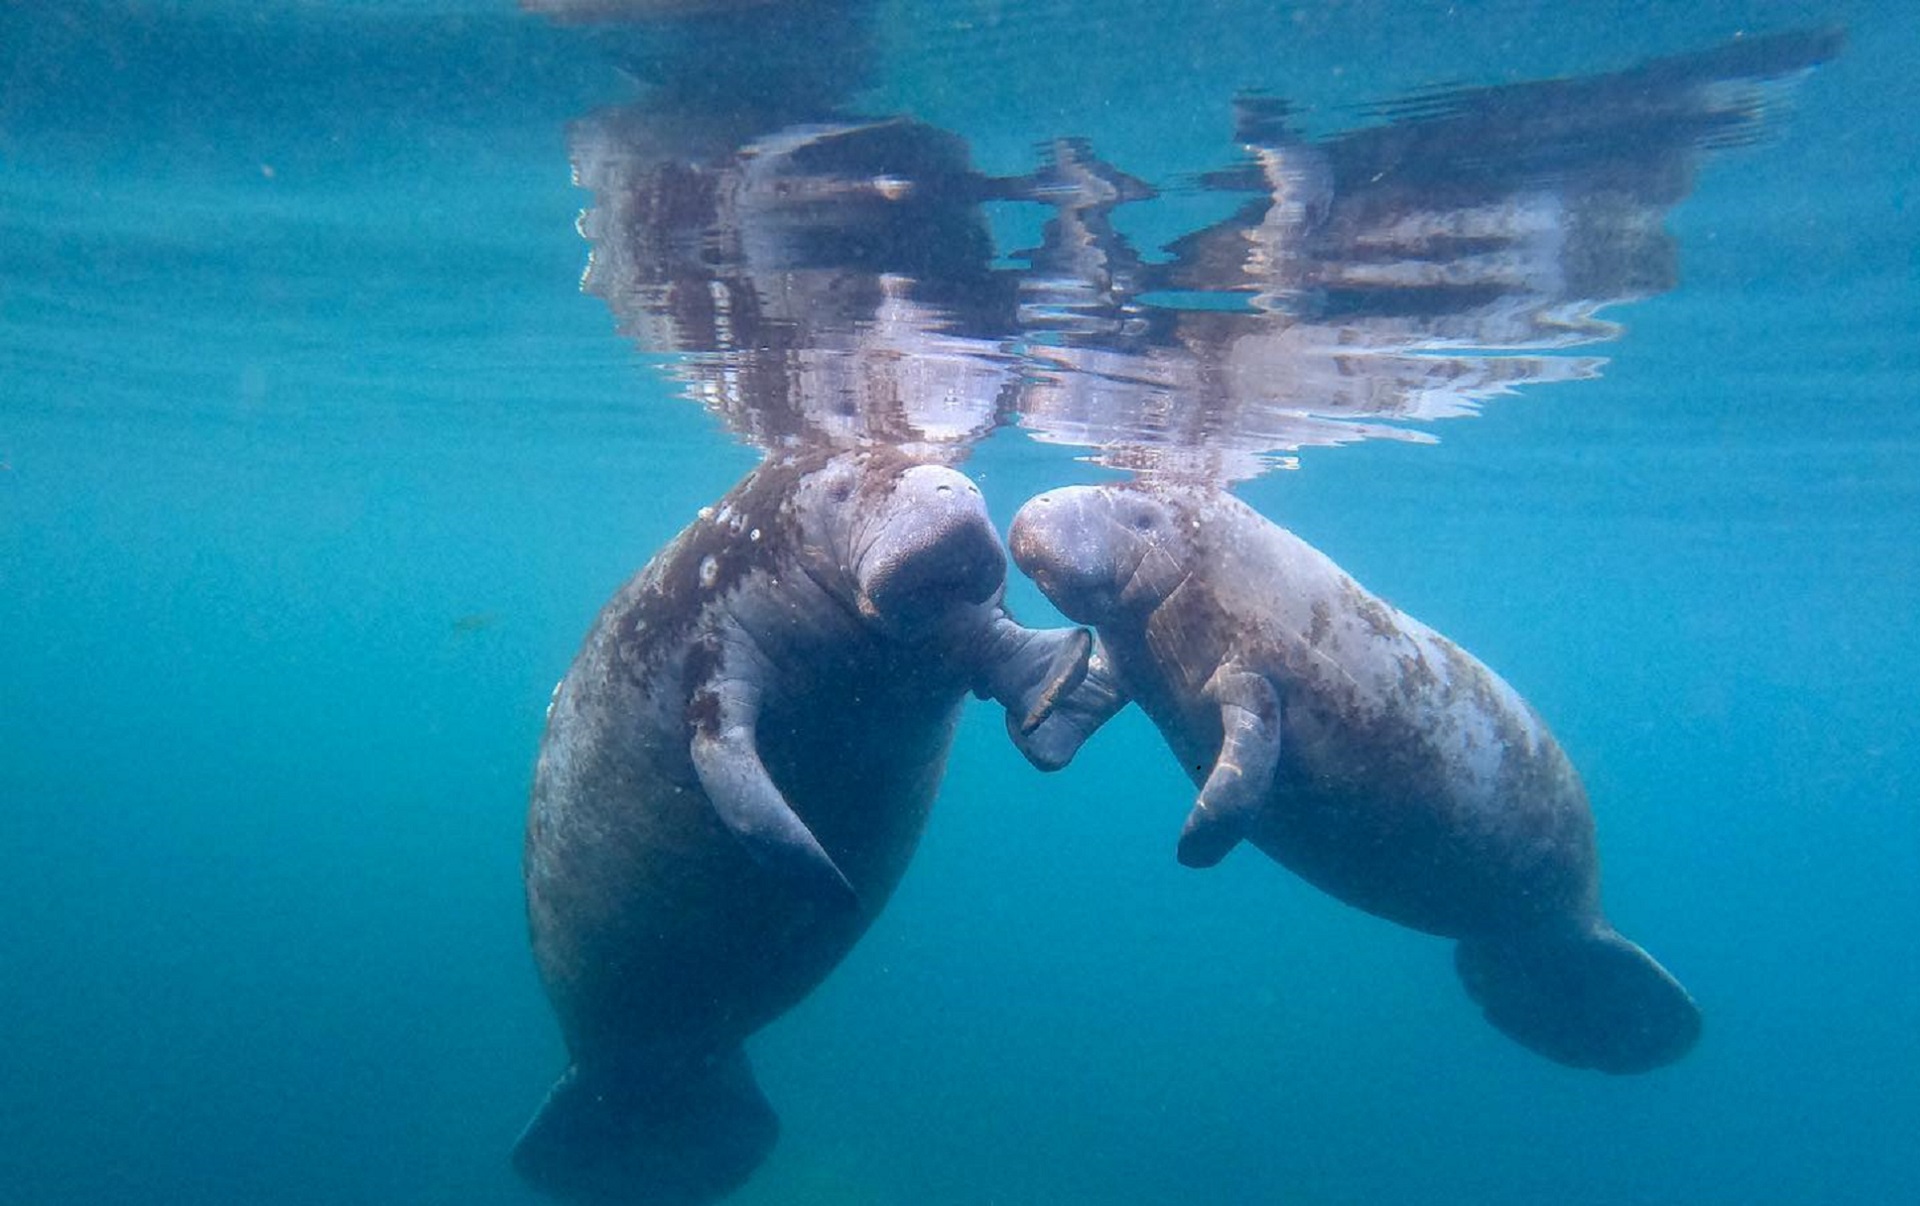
[3,2,1917,1203]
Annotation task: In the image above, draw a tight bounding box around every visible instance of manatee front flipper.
[1455,922,1702,1074]
[690,676,856,908]
[1017,625,1094,735]
[513,1048,779,1206]
[1003,641,1130,772]
[972,614,1094,735]
[975,616,1093,735]
[1177,664,1283,868]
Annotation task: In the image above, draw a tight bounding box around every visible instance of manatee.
[517,447,1089,1204]
[1007,482,1700,1075]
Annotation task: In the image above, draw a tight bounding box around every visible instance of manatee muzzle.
[855,467,1005,630]
[1008,487,1133,624]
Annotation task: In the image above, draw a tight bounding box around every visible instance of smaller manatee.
[1008,482,1700,1075]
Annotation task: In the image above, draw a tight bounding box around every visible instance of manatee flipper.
[972,615,1093,734]
[1004,642,1130,772]
[1455,923,1702,1074]
[690,678,856,908]
[1177,664,1282,868]
[1017,625,1095,734]
[513,1049,779,1206]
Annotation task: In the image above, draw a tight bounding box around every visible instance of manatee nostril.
[935,483,953,495]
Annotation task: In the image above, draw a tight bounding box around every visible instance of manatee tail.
[1455,923,1702,1075]
[512,1048,778,1205]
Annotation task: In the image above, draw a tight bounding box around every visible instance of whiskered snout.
[1009,487,1132,624]
[855,465,1005,632]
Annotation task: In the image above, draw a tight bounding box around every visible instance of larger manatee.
[517,447,1088,1204]
[1008,481,1700,1074]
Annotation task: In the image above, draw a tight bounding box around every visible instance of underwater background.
[3,2,1916,1203]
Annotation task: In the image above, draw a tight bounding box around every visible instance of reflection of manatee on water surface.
[1009,482,1701,1075]
[564,104,1024,460]
[1010,27,1842,482]
[516,447,1089,1205]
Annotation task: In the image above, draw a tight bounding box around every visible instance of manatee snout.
[1009,487,1137,625]
[855,465,1005,630]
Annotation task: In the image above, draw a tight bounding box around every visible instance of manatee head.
[1009,484,1192,626]
[805,457,1004,639]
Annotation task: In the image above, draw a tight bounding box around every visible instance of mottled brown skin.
[528,453,953,1059]
[520,447,1087,1203]
[1010,482,1700,1074]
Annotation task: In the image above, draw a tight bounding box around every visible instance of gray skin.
[517,447,1088,1205]
[1008,482,1700,1075]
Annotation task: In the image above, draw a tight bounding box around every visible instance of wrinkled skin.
[518,448,1087,1204]
[1009,482,1700,1075]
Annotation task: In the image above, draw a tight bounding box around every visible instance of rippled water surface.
[3,3,1916,1203]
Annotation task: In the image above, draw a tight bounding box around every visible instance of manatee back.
[1172,497,1599,937]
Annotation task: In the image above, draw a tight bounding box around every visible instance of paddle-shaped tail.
[513,1048,778,1205]
[1455,922,1701,1074]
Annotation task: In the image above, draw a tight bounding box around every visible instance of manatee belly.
[525,647,960,1071]
[1249,698,1597,938]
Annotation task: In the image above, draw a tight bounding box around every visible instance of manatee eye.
[1127,504,1160,533]
[828,479,853,503]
